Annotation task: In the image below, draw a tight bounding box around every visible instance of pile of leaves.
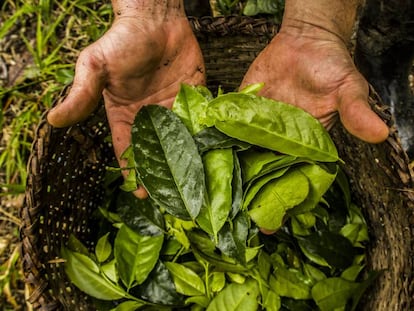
[62,84,376,311]
[215,0,285,21]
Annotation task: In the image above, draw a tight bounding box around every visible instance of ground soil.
[0,195,27,310]
[0,9,35,310]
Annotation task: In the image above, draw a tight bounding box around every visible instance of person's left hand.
[240,30,389,144]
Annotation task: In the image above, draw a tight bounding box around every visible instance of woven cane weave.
[21,16,414,310]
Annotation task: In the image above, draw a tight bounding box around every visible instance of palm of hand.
[102,20,205,162]
[241,33,388,143]
[49,17,205,163]
[100,18,205,161]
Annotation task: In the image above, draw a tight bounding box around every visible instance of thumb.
[338,96,389,144]
[47,49,106,127]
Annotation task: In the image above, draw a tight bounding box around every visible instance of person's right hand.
[47,6,205,198]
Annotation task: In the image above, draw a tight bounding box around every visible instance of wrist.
[280,0,363,45]
[111,0,185,20]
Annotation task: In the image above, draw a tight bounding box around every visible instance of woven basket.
[21,16,414,311]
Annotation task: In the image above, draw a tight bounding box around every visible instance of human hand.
[241,8,389,144]
[47,3,205,198]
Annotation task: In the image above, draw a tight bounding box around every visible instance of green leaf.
[340,223,366,246]
[291,216,312,236]
[101,259,118,284]
[341,265,365,282]
[198,148,234,240]
[98,207,123,225]
[184,296,210,311]
[243,0,284,16]
[187,230,216,254]
[193,126,251,154]
[217,212,249,265]
[259,0,284,15]
[182,261,204,274]
[61,247,127,300]
[117,192,164,236]
[243,166,290,210]
[164,262,206,296]
[269,267,312,300]
[206,279,260,311]
[119,145,139,192]
[204,93,338,162]
[114,224,163,289]
[111,300,146,311]
[172,83,209,135]
[291,212,316,236]
[344,204,369,245]
[258,250,272,281]
[185,295,211,308]
[162,237,183,256]
[289,164,337,215]
[280,298,315,311]
[210,272,226,292]
[248,169,310,231]
[297,230,357,270]
[348,203,367,225]
[303,263,327,284]
[66,234,90,256]
[240,149,279,173]
[238,149,294,184]
[196,201,215,236]
[299,243,330,268]
[230,151,243,219]
[295,212,316,228]
[226,272,246,284]
[135,260,184,306]
[164,215,194,249]
[191,245,249,274]
[245,246,261,263]
[311,277,359,311]
[95,233,112,263]
[243,0,260,15]
[132,105,205,220]
[239,82,265,94]
[262,288,281,311]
